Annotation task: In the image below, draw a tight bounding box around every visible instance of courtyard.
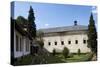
[14,52,93,65]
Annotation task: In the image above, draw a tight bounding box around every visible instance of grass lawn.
[45,54,65,64]
[14,55,33,66]
[43,53,91,64]
[55,53,91,63]
[14,53,92,65]
[66,54,90,62]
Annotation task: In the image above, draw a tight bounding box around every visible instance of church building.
[39,21,91,53]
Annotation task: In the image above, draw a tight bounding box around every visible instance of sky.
[12,1,97,29]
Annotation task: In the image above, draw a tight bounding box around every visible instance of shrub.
[14,55,33,65]
[78,49,81,55]
[62,47,69,58]
[38,40,44,48]
[52,49,56,56]
[68,53,73,58]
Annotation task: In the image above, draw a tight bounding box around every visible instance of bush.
[86,52,94,61]
[62,47,69,58]
[38,40,44,48]
[52,49,56,56]
[78,49,81,55]
[68,53,74,58]
[14,55,33,65]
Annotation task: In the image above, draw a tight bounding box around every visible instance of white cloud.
[92,10,97,14]
[44,23,49,27]
[92,6,96,9]
[91,6,97,14]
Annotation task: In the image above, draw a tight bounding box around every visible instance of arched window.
[55,41,57,45]
[83,38,87,44]
[83,40,86,44]
[61,41,64,45]
[75,40,78,44]
[48,42,51,46]
[68,41,71,44]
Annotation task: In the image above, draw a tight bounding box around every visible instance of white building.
[13,22,31,58]
[39,21,91,53]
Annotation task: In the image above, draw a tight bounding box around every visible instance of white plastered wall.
[14,29,30,58]
[43,33,91,53]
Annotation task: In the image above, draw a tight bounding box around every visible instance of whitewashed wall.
[14,29,30,58]
[43,33,91,53]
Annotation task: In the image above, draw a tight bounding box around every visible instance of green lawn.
[14,53,92,65]
[64,54,91,62]
[45,54,65,64]
[14,55,33,65]
[43,53,91,64]
[56,53,91,63]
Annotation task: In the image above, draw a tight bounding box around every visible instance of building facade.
[13,22,31,58]
[39,21,91,53]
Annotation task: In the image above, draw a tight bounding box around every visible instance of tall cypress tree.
[28,6,36,38]
[88,13,97,54]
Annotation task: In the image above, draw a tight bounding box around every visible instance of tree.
[37,31,44,48]
[37,40,44,48]
[62,47,69,58]
[16,16,27,28]
[28,6,36,38]
[52,49,56,56]
[88,13,97,54]
[37,31,44,41]
[77,49,81,55]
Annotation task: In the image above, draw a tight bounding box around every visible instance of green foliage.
[62,47,69,58]
[16,16,27,26]
[28,6,36,38]
[14,55,33,65]
[52,49,56,56]
[86,53,94,61]
[37,31,44,48]
[37,31,44,39]
[88,13,97,53]
[15,6,37,39]
[77,49,81,55]
[68,53,74,58]
[38,40,44,48]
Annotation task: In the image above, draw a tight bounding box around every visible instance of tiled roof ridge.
[38,25,88,33]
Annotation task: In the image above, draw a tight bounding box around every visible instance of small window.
[83,40,86,44]
[16,35,19,51]
[20,37,22,51]
[75,40,78,44]
[55,41,57,45]
[68,41,71,44]
[48,42,51,46]
[27,40,30,51]
[26,38,29,51]
[61,41,64,45]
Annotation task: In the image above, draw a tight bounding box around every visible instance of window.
[68,41,71,44]
[20,37,22,51]
[20,37,23,51]
[16,35,19,51]
[55,41,57,45]
[83,40,86,44]
[61,41,64,45]
[25,39,27,51]
[27,40,29,51]
[48,42,51,46]
[26,38,29,52]
[75,40,78,44]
